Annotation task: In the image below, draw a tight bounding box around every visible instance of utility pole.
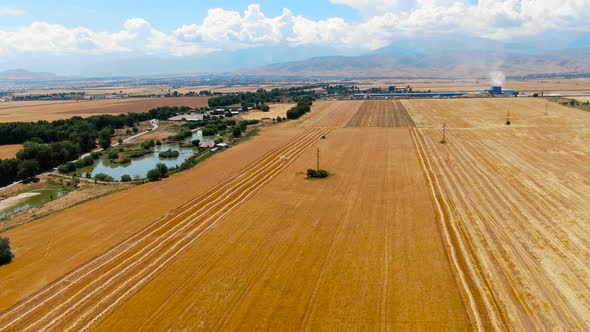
[506,110,511,126]
[440,122,447,144]
[317,148,320,171]
[545,103,549,115]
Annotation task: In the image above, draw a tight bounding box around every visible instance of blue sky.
[0,1,361,31]
[0,1,589,75]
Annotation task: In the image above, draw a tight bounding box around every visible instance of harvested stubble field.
[404,98,590,330]
[237,103,295,121]
[297,100,364,128]
[0,97,208,122]
[2,97,586,330]
[0,144,22,159]
[0,100,471,330]
[347,100,415,127]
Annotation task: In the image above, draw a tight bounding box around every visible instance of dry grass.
[237,103,295,121]
[0,145,22,159]
[0,97,208,122]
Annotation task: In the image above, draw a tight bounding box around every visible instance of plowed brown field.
[0,101,471,330]
[404,98,590,330]
[347,100,415,127]
[0,97,208,122]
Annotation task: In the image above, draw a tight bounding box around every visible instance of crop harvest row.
[0,127,332,331]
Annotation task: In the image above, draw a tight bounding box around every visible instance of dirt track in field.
[0,100,471,330]
[405,98,590,330]
[347,100,415,127]
[0,97,208,122]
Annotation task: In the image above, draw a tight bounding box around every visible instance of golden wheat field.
[0,97,208,122]
[0,97,588,330]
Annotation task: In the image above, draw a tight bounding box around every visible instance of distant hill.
[241,48,590,79]
[0,69,63,81]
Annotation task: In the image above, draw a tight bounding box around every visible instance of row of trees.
[0,106,186,146]
[208,87,319,108]
[286,96,313,120]
[0,141,84,186]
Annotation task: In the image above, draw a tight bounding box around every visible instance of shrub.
[155,140,162,145]
[232,127,242,138]
[58,162,76,174]
[169,128,192,141]
[156,163,169,178]
[94,173,114,182]
[121,174,132,182]
[307,168,329,179]
[0,237,14,265]
[141,139,155,149]
[191,139,200,147]
[147,169,162,181]
[108,150,119,160]
[132,126,139,133]
[159,149,180,158]
[128,149,152,158]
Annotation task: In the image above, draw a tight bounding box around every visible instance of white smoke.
[489,70,505,86]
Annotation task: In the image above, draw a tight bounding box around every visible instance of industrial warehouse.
[354,85,520,99]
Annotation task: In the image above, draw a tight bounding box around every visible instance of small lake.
[76,131,216,181]
[0,187,66,220]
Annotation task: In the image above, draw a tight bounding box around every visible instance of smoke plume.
[489,70,505,86]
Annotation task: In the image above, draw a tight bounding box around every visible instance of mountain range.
[242,48,590,79]
[1,33,590,81]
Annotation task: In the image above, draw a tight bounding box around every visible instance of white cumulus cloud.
[0,2,589,56]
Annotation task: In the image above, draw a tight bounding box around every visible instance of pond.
[190,130,216,144]
[0,187,66,220]
[75,131,216,181]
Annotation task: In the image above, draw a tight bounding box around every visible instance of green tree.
[232,127,242,138]
[132,126,139,133]
[155,163,169,178]
[0,237,14,265]
[121,174,132,182]
[94,173,114,182]
[99,128,112,150]
[147,169,162,181]
[18,159,40,180]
